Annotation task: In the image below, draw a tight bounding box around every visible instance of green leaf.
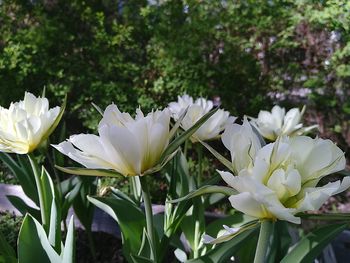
[138,229,154,260]
[0,153,38,204]
[61,216,75,263]
[160,107,219,162]
[42,94,67,143]
[199,140,234,172]
[298,212,350,220]
[187,227,257,263]
[87,196,146,262]
[205,213,256,237]
[91,102,104,116]
[48,198,61,253]
[18,214,61,263]
[168,106,188,140]
[130,254,154,263]
[40,166,56,233]
[168,185,238,203]
[6,195,40,220]
[0,230,16,263]
[280,223,348,263]
[55,165,123,177]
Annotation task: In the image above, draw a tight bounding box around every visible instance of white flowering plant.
[0,92,349,263]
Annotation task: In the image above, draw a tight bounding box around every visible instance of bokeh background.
[0,0,349,156]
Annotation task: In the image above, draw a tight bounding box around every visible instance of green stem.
[254,220,273,263]
[46,151,62,199]
[131,176,141,205]
[196,144,203,187]
[140,176,158,262]
[184,140,189,158]
[28,153,47,228]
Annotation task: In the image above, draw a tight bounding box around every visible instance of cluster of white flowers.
[251,105,317,141]
[168,94,236,142]
[0,92,347,232]
[218,119,348,225]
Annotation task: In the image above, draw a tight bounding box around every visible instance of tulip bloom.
[168,94,236,142]
[219,120,348,224]
[53,104,171,177]
[0,92,61,154]
[252,105,317,141]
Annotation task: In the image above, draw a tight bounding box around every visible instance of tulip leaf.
[187,227,257,263]
[48,198,61,253]
[160,107,219,162]
[91,102,104,116]
[61,216,75,263]
[168,185,238,204]
[205,214,257,238]
[18,214,61,263]
[298,212,350,220]
[43,94,67,143]
[6,195,40,220]
[87,196,146,262]
[280,223,347,263]
[168,106,188,140]
[130,254,154,263]
[55,165,123,177]
[40,166,57,233]
[199,140,234,172]
[0,153,38,204]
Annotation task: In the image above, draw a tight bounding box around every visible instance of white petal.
[229,192,268,218]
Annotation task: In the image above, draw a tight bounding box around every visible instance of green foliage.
[0,212,22,252]
[1,0,349,131]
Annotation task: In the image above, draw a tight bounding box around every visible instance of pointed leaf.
[40,167,56,232]
[187,227,257,263]
[55,165,123,177]
[87,196,145,262]
[48,198,61,253]
[199,141,234,172]
[91,102,104,116]
[168,107,188,140]
[42,94,67,143]
[160,107,219,161]
[18,214,61,263]
[168,185,238,204]
[280,223,348,263]
[61,216,75,263]
[6,195,40,220]
[0,153,38,204]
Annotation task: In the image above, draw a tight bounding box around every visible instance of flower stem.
[196,144,203,187]
[140,176,157,262]
[254,220,273,263]
[28,153,47,229]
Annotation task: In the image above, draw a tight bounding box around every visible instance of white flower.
[252,105,317,141]
[0,92,61,154]
[53,104,171,176]
[221,118,262,174]
[168,94,236,142]
[219,121,348,224]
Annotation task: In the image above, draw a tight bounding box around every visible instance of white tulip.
[221,118,262,174]
[218,121,348,225]
[252,105,317,141]
[168,94,236,142]
[0,92,61,154]
[53,104,171,177]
